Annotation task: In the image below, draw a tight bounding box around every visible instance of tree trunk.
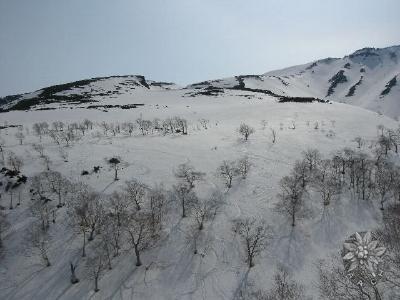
[9,192,13,209]
[82,231,86,257]
[134,245,142,266]
[88,224,95,241]
[291,212,296,227]
[249,256,254,268]
[94,276,99,292]
[374,286,382,300]
[182,198,186,218]
[70,264,79,284]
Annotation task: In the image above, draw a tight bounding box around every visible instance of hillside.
[1,85,400,299]
[188,46,400,119]
[1,46,400,300]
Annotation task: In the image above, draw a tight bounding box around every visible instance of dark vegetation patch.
[233,76,246,89]
[237,75,264,81]
[188,80,212,88]
[185,86,225,97]
[349,48,379,58]
[136,75,150,89]
[380,76,397,97]
[346,76,363,97]
[0,94,22,106]
[86,104,145,110]
[35,107,57,111]
[273,76,289,86]
[326,70,348,97]
[0,167,27,190]
[0,124,21,130]
[360,68,366,73]
[278,97,327,103]
[229,79,326,103]
[305,62,318,70]
[344,63,351,69]
[150,82,175,88]
[318,57,339,64]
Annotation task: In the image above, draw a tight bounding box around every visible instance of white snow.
[1,84,398,299]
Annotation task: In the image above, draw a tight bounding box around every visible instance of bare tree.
[313,159,341,207]
[126,212,155,266]
[70,261,79,284]
[122,122,135,136]
[52,121,64,132]
[124,179,147,211]
[15,131,25,145]
[193,191,223,231]
[263,264,306,300]
[148,186,166,232]
[29,225,52,267]
[0,138,5,163]
[375,160,394,210]
[302,148,321,173]
[293,160,309,188]
[60,129,79,147]
[174,163,205,190]
[101,213,124,257]
[0,210,9,249]
[100,121,110,136]
[83,119,93,130]
[86,245,107,292]
[217,160,239,188]
[44,171,72,207]
[99,225,115,270]
[354,136,365,149]
[238,123,255,141]
[7,152,23,172]
[199,118,209,129]
[32,122,48,141]
[274,175,309,227]
[68,185,104,256]
[173,116,188,135]
[376,204,400,289]
[317,256,381,300]
[233,217,272,268]
[32,143,45,158]
[109,191,129,227]
[173,183,198,218]
[270,128,276,144]
[237,156,252,179]
[30,174,54,230]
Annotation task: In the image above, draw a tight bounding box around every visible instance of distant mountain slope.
[1,45,399,118]
[0,75,178,112]
[189,45,400,119]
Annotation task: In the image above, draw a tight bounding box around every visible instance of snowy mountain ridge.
[1,45,399,119]
[189,45,400,118]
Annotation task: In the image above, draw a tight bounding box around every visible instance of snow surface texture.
[1,85,398,299]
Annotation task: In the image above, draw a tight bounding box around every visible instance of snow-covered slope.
[1,46,400,300]
[0,75,178,112]
[1,85,399,299]
[188,46,400,119]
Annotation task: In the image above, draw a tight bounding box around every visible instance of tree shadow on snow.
[272,225,310,270]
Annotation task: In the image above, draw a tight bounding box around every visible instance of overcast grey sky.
[0,0,399,96]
